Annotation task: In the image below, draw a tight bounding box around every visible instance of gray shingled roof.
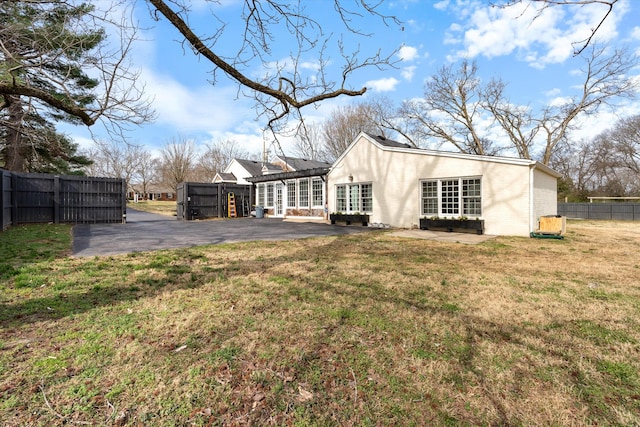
[274,156,332,171]
[365,132,413,149]
[215,172,236,182]
[233,159,276,176]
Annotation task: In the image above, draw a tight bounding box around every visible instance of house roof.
[245,167,330,183]
[273,156,332,171]
[213,172,236,183]
[333,132,561,178]
[364,133,413,149]
[230,158,269,177]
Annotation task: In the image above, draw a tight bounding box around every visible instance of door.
[275,183,284,216]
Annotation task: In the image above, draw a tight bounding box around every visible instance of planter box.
[420,218,485,235]
[330,213,369,226]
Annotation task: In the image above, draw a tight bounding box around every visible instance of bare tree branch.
[495,0,619,55]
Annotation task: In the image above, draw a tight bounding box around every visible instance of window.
[441,179,459,215]
[336,182,373,213]
[266,183,274,207]
[287,180,296,208]
[312,178,323,207]
[298,178,309,208]
[167,193,174,199]
[421,181,438,216]
[462,178,481,216]
[361,183,373,212]
[257,184,265,207]
[336,185,347,212]
[348,184,360,212]
[420,177,482,217]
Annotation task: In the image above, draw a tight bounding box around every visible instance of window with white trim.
[336,185,347,212]
[287,180,296,208]
[311,178,323,207]
[462,178,482,216]
[335,183,373,213]
[361,183,372,212]
[266,183,274,208]
[420,177,482,217]
[421,181,438,216]
[441,179,459,215]
[298,178,309,208]
[348,184,360,212]
[257,184,265,207]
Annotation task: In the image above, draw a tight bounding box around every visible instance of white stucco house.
[327,132,560,237]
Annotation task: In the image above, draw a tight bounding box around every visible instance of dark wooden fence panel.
[1,170,12,230]
[177,182,253,220]
[0,170,125,230]
[14,174,56,224]
[558,203,640,221]
[59,176,126,224]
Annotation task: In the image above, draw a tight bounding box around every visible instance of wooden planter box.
[330,213,370,226]
[420,218,485,235]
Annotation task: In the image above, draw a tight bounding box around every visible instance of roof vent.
[378,135,386,140]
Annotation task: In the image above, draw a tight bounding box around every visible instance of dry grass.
[128,200,177,216]
[0,220,639,425]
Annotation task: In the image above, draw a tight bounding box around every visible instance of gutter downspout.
[529,164,535,234]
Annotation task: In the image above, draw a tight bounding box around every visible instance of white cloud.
[544,88,562,97]
[365,77,400,92]
[141,68,247,132]
[447,0,629,68]
[433,0,449,12]
[398,45,419,61]
[401,66,417,81]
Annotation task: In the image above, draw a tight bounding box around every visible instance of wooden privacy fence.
[557,202,640,221]
[177,182,253,220]
[0,170,126,230]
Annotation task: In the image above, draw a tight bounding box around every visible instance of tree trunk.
[3,95,28,172]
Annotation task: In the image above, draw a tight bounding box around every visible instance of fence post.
[11,173,18,226]
[217,184,223,218]
[53,175,60,224]
[0,171,4,230]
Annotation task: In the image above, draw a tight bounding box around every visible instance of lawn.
[128,200,177,216]
[0,221,639,425]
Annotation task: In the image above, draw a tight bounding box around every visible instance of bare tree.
[146,0,399,134]
[538,45,637,164]
[86,140,145,193]
[401,60,500,155]
[608,114,640,177]
[194,139,255,182]
[402,46,637,164]
[496,0,620,55]
[322,102,389,161]
[135,153,161,200]
[293,122,328,161]
[482,78,538,160]
[159,136,197,192]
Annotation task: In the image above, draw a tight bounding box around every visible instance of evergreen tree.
[1,2,106,172]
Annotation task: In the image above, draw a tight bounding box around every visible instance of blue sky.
[67,0,640,159]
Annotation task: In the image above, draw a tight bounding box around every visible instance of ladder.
[242,196,250,217]
[227,192,237,218]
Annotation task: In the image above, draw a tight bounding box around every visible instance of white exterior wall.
[328,134,557,237]
[532,167,559,228]
[224,160,253,185]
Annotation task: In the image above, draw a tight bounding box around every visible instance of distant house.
[129,184,175,201]
[214,158,268,185]
[326,132,560,236]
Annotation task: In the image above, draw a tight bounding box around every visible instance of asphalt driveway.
[72,209,372,257]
